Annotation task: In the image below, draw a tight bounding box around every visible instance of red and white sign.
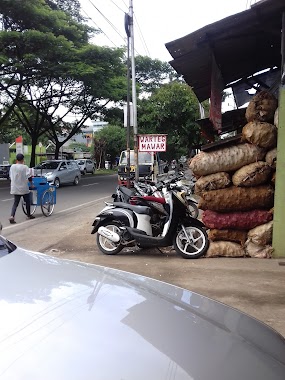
[15,136,23,155]
[138,134,167,152]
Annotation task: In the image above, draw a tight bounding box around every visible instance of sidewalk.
[47,234,285,338]
[3,198,284,338]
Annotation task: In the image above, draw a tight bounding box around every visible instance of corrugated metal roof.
[165,0,285,102]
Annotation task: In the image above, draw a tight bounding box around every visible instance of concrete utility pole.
[124,12,131,188]
[129,0,139,182]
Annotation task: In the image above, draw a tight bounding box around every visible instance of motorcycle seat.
[142,195,165,204]
[113,202,152,215]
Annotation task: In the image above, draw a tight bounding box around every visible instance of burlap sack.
[245,91,278,123]
[265,148,277,168]
[232,162,272,187]
[208,229,247,246]
[202,209,273,230]
[206,241,246,258]
[198,185,274,212]
[189,143,265,176]
[194,172,231,195]
[247,221,273,246]
[245,240,273,258]
[242,121,277,149]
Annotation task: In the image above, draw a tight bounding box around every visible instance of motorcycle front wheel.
[174,226,209,259]
[96,222,123,255]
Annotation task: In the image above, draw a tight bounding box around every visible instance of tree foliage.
[93,125,126,168]
[137,81,207,160]
[0,0,126,166]
[135,55,181,95]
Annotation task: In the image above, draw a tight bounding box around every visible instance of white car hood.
[0,246,285,380]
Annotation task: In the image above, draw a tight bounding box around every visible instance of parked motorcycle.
[91,183,209,259]
[113,175,199,219]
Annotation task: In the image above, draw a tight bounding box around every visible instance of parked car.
[0,235,285,380]
[76,158,96,175]
[0,164,11,179]
[33,160,81,188]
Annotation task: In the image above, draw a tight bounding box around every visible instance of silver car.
[0,235,284,380]
[76,159,96,175]
[33,160,81,188]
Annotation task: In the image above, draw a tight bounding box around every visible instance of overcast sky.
[79,0,254,62]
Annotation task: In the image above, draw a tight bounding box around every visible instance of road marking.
[2,195,111,230]
[82,183,99,187]
[1,198,13,201]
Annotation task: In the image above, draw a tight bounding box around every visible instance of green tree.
[0,108,32,144]
[46,0,83,21]
[102,55,182,126]
[137,81,207,160]
[0,0,126,166]
[135,55,181,95]
[68,141,91,153]
[93,125,126,168]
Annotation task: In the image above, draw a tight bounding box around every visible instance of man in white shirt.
[9,153,35,224]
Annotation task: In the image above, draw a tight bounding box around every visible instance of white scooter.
[91,185,209,259]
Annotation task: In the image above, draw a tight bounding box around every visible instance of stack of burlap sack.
[190,91,278,258]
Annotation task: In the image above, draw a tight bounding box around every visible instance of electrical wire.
[110,0,127,13]
[133,12,151,57]
[110,0,151,57]
[87,0,127,44]
[82,0,147,57]
[81,7,119,47]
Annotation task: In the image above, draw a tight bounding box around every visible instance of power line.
[87,0,127,44]
[108,0,149,57]
[81,7,118,47]
[133,12,150,57]
[82,0,146,57]
[110,0,127,13]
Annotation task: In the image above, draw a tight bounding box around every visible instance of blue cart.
[22,176,56,217]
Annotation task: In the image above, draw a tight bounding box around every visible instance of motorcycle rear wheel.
[96,222,123,255]
[174,225,209,259]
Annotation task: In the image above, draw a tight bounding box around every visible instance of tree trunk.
[29,136,37,167]
[54,142,64,159]
[99,149,103,169]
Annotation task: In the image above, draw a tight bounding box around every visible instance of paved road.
[1,173,285,338]
[0,173,118,228]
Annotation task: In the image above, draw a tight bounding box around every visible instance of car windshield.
[120,152,153,165]
[76,160,85,165]
[35,162,60,170]
[0,236,16,256]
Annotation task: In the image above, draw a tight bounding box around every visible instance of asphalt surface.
[1,172,285,338]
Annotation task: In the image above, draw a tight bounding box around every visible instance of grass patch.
[94,168,118,175]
